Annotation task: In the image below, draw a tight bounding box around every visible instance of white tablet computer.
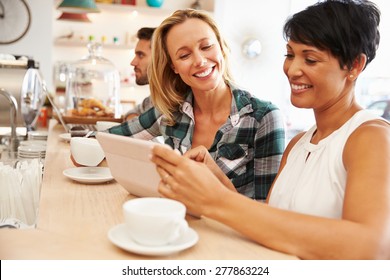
[96,132,162,197]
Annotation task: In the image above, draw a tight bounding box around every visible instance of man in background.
[124,27,156,120]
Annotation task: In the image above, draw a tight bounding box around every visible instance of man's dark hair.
[137,27,156,41]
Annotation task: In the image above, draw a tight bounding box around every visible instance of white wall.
[214,0,290,107]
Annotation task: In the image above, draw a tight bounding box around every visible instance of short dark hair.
[137,27,156,41]
[283,0,380,70]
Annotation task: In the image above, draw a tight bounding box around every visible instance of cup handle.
[168,219,188,244]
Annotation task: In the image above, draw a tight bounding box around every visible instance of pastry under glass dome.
[65,43,121,119]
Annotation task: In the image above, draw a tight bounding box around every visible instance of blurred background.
[1,0,389,141]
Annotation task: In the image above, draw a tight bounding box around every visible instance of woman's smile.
[194,66,214,78]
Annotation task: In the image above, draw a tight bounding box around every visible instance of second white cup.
[70,137,105,167]
[123,197,188,246]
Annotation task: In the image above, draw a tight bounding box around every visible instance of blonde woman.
[108,9,285,200]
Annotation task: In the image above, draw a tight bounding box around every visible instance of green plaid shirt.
[108,84,285,200]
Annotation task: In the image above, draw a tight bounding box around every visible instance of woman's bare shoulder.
[350,118,390,140]
[344,118,390,164]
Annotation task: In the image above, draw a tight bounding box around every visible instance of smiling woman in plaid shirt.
[107,9,285,200]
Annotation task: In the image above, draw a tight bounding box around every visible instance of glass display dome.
[65,43,121,119]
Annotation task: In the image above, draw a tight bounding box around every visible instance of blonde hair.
[149,9,234,125]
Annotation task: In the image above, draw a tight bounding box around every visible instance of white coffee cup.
[70,137,105,167]
[123,197,188,246]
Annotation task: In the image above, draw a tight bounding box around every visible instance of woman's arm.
[151,120,390,259]
[221,120,390,259]
[109,107,161,139]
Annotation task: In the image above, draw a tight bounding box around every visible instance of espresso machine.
[0,55,46,152]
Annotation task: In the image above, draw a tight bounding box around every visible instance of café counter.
[0,120,298,260]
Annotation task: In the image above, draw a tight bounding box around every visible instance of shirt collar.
[177,81,254,126]
[229,82,254,126]
[181,91,195,121]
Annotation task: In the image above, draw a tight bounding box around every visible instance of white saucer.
[108,223,198,256]
[63,167,114,184]
[59,133,71,142]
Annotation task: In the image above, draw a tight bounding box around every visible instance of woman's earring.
[171,64,178,74]
[349,74,354,79]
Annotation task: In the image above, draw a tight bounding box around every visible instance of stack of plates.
[18,141,47,159]
[27,131,49,141]
[20,140,47,147]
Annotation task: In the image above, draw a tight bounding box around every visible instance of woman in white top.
[151,0,390,259]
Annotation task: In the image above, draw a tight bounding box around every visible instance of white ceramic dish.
[108,223,198,256]
[63,167,113,184]
[27,131,49,140]
[18,145,46,159]
[59,133,71,142]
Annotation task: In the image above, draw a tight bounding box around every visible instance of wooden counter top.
[0,119,298,260]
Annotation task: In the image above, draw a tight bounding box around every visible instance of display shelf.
[96,0,215,14]
[96,3,174,16]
